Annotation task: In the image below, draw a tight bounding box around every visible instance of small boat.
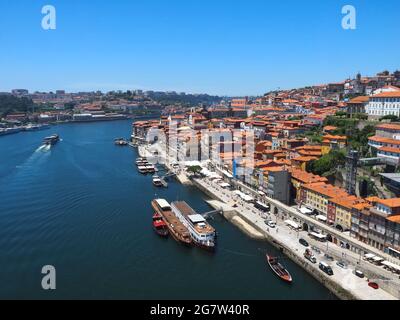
[43,134,60,146]
[266,254,293,283]
[136,158,148,166]
[368,282,379,290]
[138,166,148,174]
[152,175,163,187]
[145,165,156,174]
[153,213,169,237]
[114,137,128,146]
[151,199,192,246]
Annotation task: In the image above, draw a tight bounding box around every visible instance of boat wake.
[36,144,51,153]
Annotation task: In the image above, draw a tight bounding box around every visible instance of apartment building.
[300,182,349,217]
[366,89,400,120]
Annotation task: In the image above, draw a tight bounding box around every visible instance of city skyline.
[3,68,400,97]
[1,0,399,96]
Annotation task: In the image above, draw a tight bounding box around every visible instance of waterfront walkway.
[196,177,398,300]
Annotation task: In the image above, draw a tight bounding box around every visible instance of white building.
[366,88,400,119]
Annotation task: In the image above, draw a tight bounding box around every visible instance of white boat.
[171,201,216,251]
[152,176,163,187]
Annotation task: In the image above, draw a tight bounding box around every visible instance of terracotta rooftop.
[378,146,400,154]
[348,96,369,104]
[303,182,349,199]
[376,123,400,131]
[372,91,400,98]
[387,215,400,223]
[290,168,328,184]
[376,198,400,208]
[369,136,400,145]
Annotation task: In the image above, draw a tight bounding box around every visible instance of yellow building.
[301,183,349,217]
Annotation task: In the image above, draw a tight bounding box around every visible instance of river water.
[0,120,335,299]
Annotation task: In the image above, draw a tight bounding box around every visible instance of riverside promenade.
[194,176,398,300]
[135,143,398,299]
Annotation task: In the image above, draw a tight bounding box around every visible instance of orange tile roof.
[295,145,322,151]
[292,156,318,162]
[376,123,400,131]
[348,96,369,104]
[352,202,372,211]
[298,150,323,157]
[303,182,349,199]
[323,126,338,131]
[369,136,400,145]
[387,215,400,223]
[330,196,368,210]
[323,134,347,141]
[372,91,400,98]
[290,168,328,184]
[376,198,400,208]
[262,166,286,173]
[378,146,400,154]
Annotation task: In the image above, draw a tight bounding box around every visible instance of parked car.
[336,261,347,269]
[299,238,309,247]
[265,220,276,228]
[368,282,379,290]
[319,262,334,276]
[355,270,365,278]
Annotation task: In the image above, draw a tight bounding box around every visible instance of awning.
[364,253,376,259]
[185,161,202,167]
[242,194,254,202]
[299,207,313,215]
[209,173,222,180]
[219,182,231,188]
[285,220,300,229]
[233,190,253,202]
[373,256,384,262]
[388,247,400,255]
[310,232,327,240]
[382,261,400,271]
[221,170,233,178]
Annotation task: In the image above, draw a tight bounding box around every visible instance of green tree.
[307,150,347,177]
[379,115,399,122]
[186,165,203,176]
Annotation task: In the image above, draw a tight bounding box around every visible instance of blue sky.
[0,0,399,96]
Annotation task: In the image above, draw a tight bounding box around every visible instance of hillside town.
[132,70,400,263]
[0,89,222,134]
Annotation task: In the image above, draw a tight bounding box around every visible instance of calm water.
[0,120,335,299]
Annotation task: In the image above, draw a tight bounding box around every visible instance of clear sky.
[0,0,399,96]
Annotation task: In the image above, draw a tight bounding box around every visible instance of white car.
[265,220,276,228]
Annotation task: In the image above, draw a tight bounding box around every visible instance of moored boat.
[152,213,169,237]
[136,157,147,165]
[266,254,293,283]
[114,138,128,146]
[138,166,148,174]
[151,199,192,246]
[145,165,156,174]
[152,175,163,187]
[171,201,216,251]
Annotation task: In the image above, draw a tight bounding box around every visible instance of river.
[0,120,335,299]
